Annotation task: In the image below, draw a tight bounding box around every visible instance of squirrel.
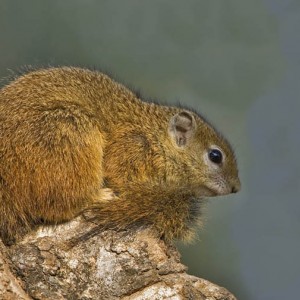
[0,67,240,245]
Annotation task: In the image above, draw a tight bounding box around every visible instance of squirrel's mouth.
[197,183,233,197]
[194,186,218,198]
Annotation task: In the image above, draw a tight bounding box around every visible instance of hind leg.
[0,103,116,234]
[29,125,111,223]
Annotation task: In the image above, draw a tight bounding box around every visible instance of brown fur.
[0,67,240,244]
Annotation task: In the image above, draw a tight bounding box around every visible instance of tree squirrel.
[0,67,240,245]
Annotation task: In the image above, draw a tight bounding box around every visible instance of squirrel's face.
[168,111,241,197]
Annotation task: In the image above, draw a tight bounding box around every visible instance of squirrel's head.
[167,110,241,197]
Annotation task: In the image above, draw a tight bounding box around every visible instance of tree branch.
[1,217,237,299]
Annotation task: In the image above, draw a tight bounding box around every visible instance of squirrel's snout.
[231,186,239,193]
[231,179,241,194]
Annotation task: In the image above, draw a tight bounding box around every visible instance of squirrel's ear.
[168,111,196,147]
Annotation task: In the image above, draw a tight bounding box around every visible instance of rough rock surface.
[1,218,237,299]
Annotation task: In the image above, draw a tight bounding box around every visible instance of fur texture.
[0,67,240,244]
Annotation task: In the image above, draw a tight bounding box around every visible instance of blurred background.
[0,1,299,299]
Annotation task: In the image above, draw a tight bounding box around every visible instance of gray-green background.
[1,1,299,299]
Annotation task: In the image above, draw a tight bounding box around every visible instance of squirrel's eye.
[209,149,223,164]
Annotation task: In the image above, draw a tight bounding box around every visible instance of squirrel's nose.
[231,186,238,193]
[231,179,241,193]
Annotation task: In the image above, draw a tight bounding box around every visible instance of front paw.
[99,188,118,202]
